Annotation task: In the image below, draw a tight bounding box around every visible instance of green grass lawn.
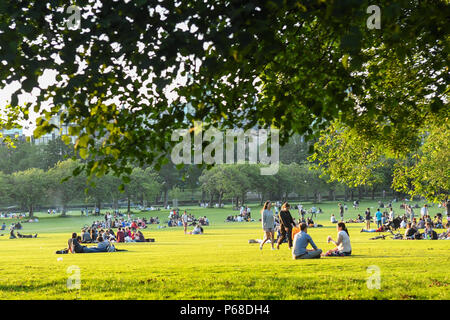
[0,200,449,300]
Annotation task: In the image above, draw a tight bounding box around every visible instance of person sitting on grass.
[416,218,425,229]
[292,223,322,259]
[188,223,203,235]
[400,217,408,229]
[81,236,110,253]
[1,222,5,230]
[360,225,390,233]
[433,214,443,229]
[404,222,417,240]
[423,222,437,240]
[134,230,146,242]
[81,228,92,243]
[323,222,352,256]
[116,227,125,243]
[330,214,337,224]
[438,222,450,240]
[68,233,86,253]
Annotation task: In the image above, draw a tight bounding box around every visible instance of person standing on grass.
[276,202,297,250]
[375,208,383,228]
[292,223,322,259]
[323,222,352,256]
[338,203,344,221]
[389,207,395,222]
[260,201,275,250]
[182,211,188,234]
[365,208,371,229]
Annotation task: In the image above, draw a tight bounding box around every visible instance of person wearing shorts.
[260,201,275,250]
[182,211,188,234]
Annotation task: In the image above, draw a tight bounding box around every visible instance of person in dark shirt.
[365,208,371,229]
[116,227,125,243]
[404,222,417,239]
[68,233,85,253]
[276,203,297,250]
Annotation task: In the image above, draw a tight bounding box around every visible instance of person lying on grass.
[323,222,352,257]
[292,223,322,259]
[9,226,37,239]
[360,224,390,233]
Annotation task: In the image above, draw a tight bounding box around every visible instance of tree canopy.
[0,0,448,179]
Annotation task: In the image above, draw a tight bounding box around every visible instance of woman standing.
[324,222,352,256]
[276,202,297,250]
[260,201,275,250]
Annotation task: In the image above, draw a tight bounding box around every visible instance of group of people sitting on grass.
[0,212,28,219]
[88,216,158,231]
[59,222,157,254]
[79,225,154,244]
[167,210,209,228]
[63,232,117,254]
[291,221,352,259]
[403,221,450,240]
[225,206,253,222]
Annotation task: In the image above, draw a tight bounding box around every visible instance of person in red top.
[116,227,125,243]
[131,221,138,230]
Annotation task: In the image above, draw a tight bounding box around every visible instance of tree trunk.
[351,189,354,201]
[96,201,101,215]
[371,187,375,200]
[163,189,168,208]
[218,192,223,207]
[209,193,213,207]
[127,197,131,213]
[29,204,34,218]
[61,204,67,217]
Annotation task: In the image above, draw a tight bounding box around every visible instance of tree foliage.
[0,0,447,179]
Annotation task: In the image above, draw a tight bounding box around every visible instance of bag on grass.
[291,227,300,240]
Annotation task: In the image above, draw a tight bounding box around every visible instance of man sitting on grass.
[292,223,322,259]
[404,222,418,240]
